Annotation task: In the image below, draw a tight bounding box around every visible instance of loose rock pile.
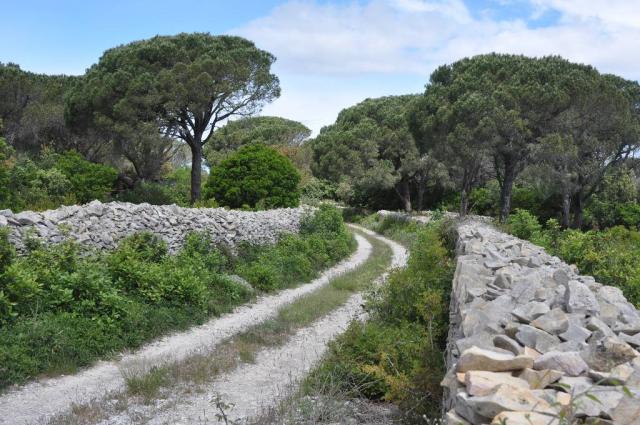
[444,222,640,424]
[0,201,308,253]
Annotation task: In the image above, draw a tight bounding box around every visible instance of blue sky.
[3,0,639,134]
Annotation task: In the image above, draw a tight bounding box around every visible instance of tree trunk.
[498,160,516,223]
[416,183,425,212]
[572,193,584,229]
[561,190,571,229]
[460,188,469,217]
[190,143,203,204]
[396,180,412,212]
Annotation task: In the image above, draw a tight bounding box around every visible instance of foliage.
[205,144,301,209]
[0,207,353,388]
[312,95,444,212]
[409,54,640,222]
[204,116,311,166]
[51,150,118,203]
[66,33,280,203]
[307,220,454,420]
[237,205,355,291]
[0,147,117,212]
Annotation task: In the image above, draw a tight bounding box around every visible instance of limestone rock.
[518,368,564,389]
[493,334,524,355]
[565,280,600,315]
[581,336,638,371]
[512,302,550,323]
[465,384,554,419]
[531,308,569,335]
[465,370,530,396]
[611,391,640,425]
[559,323,591,344]
[516,325,560,353]
[14,211,41,225]
[445,409,471,425]
[533,351,588,376]
[457,346,534,373]
[491,411,559,425]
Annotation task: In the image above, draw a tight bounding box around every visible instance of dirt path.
[132,226,408,424]
[0,234,373,425]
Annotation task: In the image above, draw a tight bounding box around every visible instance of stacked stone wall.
[0,201,308,253]
[444,222,640,424]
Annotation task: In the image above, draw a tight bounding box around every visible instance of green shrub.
[204,144,301,209]
[507,208,542,240]
[0,228,14,274]
[52,151,117,203]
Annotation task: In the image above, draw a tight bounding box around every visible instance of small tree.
[205,144,300,209]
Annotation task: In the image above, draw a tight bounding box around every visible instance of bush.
[51,151,117,203]
[204,144,301,209]
[238,205,355,291]
[507,208,542,240]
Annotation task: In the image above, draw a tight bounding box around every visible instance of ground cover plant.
[0,205,354,390]
[301,215,455,422]
[507,208,640,306]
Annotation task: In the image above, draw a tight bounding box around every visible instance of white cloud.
[232,0,640,134]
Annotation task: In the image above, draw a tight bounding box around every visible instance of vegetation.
[409,54,640,223]
[0,143,117,212]
[205,144,301,209]
[0,206,353,389]
[65,33,280,203]
[311,95,447,212]
[204,116,311,166]
[304,216,455,421]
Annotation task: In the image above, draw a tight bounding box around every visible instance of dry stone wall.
[0,201,308,253]
[444,221,640,424]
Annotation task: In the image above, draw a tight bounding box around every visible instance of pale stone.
[611,391,640,425]
[556,392,571,406]
[518,368,564,389]
[533,351,589,377]
[588,363,634,385]
[586,317,616,338]
[493,334,524,355]
[445,409,471,425]
[559,323,591,343]
[465,370,530,396]
[531,308,569,335]
[466,384,555,419]
[524,346,542,360]
[619,332,640,348]
[512,302,550,323]
[581,336,638,371]
[14,211,42,225]
[565,280,600,315]
[491,411,559,425]
[457,346,534,373]
[455,392,490,424]
[516,325,560,353]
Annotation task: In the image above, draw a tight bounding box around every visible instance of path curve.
[138,226,408,424]
[0,233,373,425]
